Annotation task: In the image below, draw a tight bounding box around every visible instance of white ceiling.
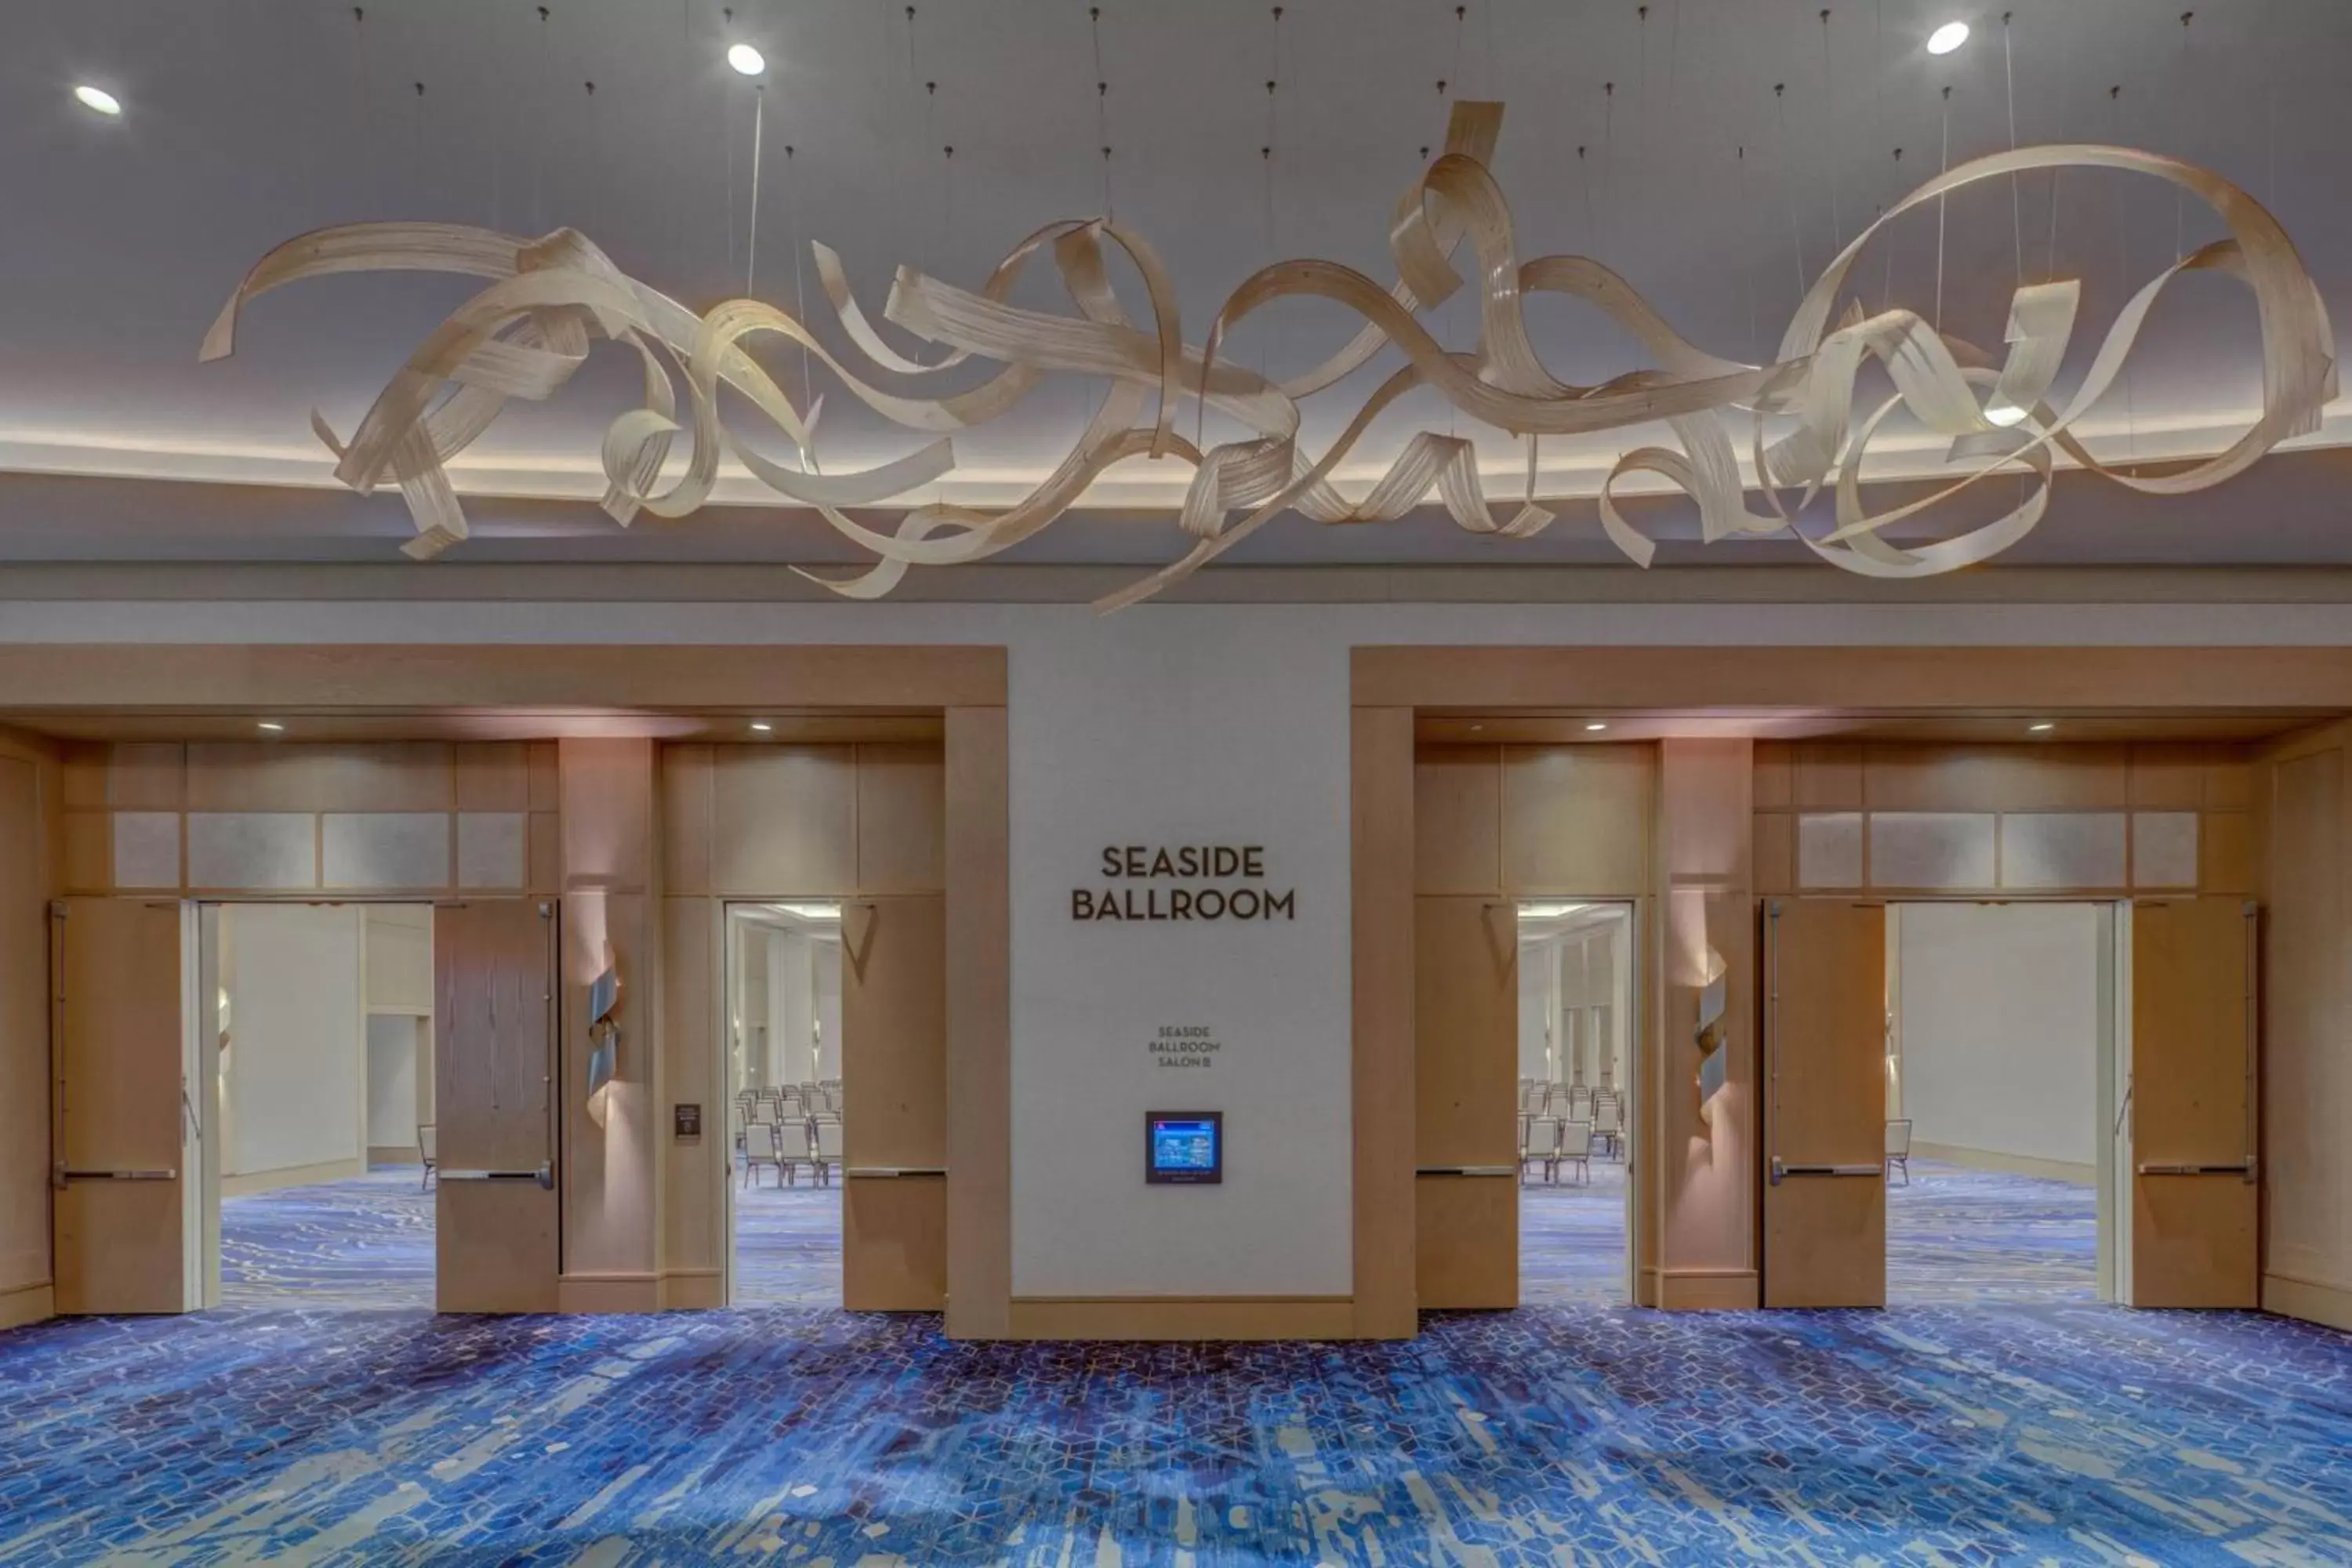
[1,0,2346,569]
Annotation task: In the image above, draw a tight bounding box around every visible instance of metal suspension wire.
[1091,5,1113,218]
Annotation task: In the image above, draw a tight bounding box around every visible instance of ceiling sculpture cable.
[201,102,2334,611]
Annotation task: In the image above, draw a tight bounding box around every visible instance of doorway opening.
[723,900,845,1307]
[1882,902,2114,1305]
[201,902,437,1310]
[1515,900,1636,1305]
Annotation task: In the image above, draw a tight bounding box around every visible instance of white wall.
[811,940,841,1082]
[365,1014,426,1150]
[223,904,365,1178]
[1896,902,2100,1170]
[1011,610,1353,1298]
[1517,941,1555,1080]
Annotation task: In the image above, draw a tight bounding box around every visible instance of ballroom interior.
[4,0,2351,1563]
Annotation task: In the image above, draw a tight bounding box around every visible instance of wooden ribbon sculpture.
[202,103,2334,609]
[585,955,620,1128]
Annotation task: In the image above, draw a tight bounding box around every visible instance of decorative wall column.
[557,738,662,1312]
[1647,739,1758,1308]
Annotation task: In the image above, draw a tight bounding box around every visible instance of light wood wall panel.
[659,895,720,1304]
[1501,746,1650,895]
[1655,739,1757,1308]
[943,707,1011,1338]
[1414,746,1500,894]
[1413,896,1518,1172]
[2259,729,2352,1329]
[1352,707,1417,1338]
[711,747,858,895]
[1415,1174,1518,1308]
[53,898,185,1315]
[2130,897,2258,1308]
[857,745,947,894]
[0,735,59,1315]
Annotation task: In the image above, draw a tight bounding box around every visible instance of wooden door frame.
[1355,646,2352,1330]
[0,645,1012,1338]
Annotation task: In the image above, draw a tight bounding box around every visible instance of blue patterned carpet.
[1890,1159,2100,1305]
[3,1301,2348,1563]
[1520,1155,1628,1305]
[221,1167,434,1309]
[733,1173,843,1307]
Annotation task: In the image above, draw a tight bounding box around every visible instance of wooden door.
[2130,898,2258,1308]
[53,898,190,1315]
[435,900,559,1313]
[1414,896,1519,1308]
[840,895,947,1310]
[1762,898,1887,1308]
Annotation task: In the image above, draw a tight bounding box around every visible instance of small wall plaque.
[673,1103,702,1139]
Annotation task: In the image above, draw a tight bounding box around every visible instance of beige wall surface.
[2260,724,2352,1331]
[0,731,60,1328]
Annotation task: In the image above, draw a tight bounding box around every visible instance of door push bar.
[844,1167,948,1178]
[53,1167,176,1186]
[439,1163,555,1189]
[2136,1159,2258,1181]
[1415,1165,1520,1178]
[1769,1160,1882,1184]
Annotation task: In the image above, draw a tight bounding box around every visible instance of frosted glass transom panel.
[2132,811,2201,888]
[2000,811,2127,889]
[324,813,449,889]
[111,812,180,888]
[1869,812,1995,889]
[1796,813,1864,888]
[456,812,526,889]
[189,812,316,889]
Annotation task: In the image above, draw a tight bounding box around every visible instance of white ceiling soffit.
[2,0,2347,568]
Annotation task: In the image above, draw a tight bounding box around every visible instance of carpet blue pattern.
[3,1301,2349,1563]
[1519,1154,1628,1305]
[1890,1159,2100,1305]
[732,1174,843,1307]
[221,1168,434,1309]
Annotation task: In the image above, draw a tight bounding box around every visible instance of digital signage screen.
[1145,1112,1223,1185]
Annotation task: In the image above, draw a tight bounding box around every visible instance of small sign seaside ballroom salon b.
[1072,844,1298,922]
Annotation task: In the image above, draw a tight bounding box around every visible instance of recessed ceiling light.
[1984,401,2028,427]
[256,720,285,733]
[1926,20,1969,55]
[2030,720,2056,732]
[748,720,773,733]
[1584,721,1610,732]
[726,42,767,76]
[73,85,122,116]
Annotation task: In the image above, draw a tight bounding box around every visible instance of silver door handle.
[844,1167,946,1178]
[1415,1165,1519,1177]
[439,1163,554,1189]
[1771,1160,1882,1181]
[54,1167,177,1185]
[2136,1160,2257,1181]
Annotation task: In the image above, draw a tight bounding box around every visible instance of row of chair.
[1519,1080,1621,1119]
[742,1119,845,1187]
[739,1082,844,1118]
[1520,1118,1596,1185]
